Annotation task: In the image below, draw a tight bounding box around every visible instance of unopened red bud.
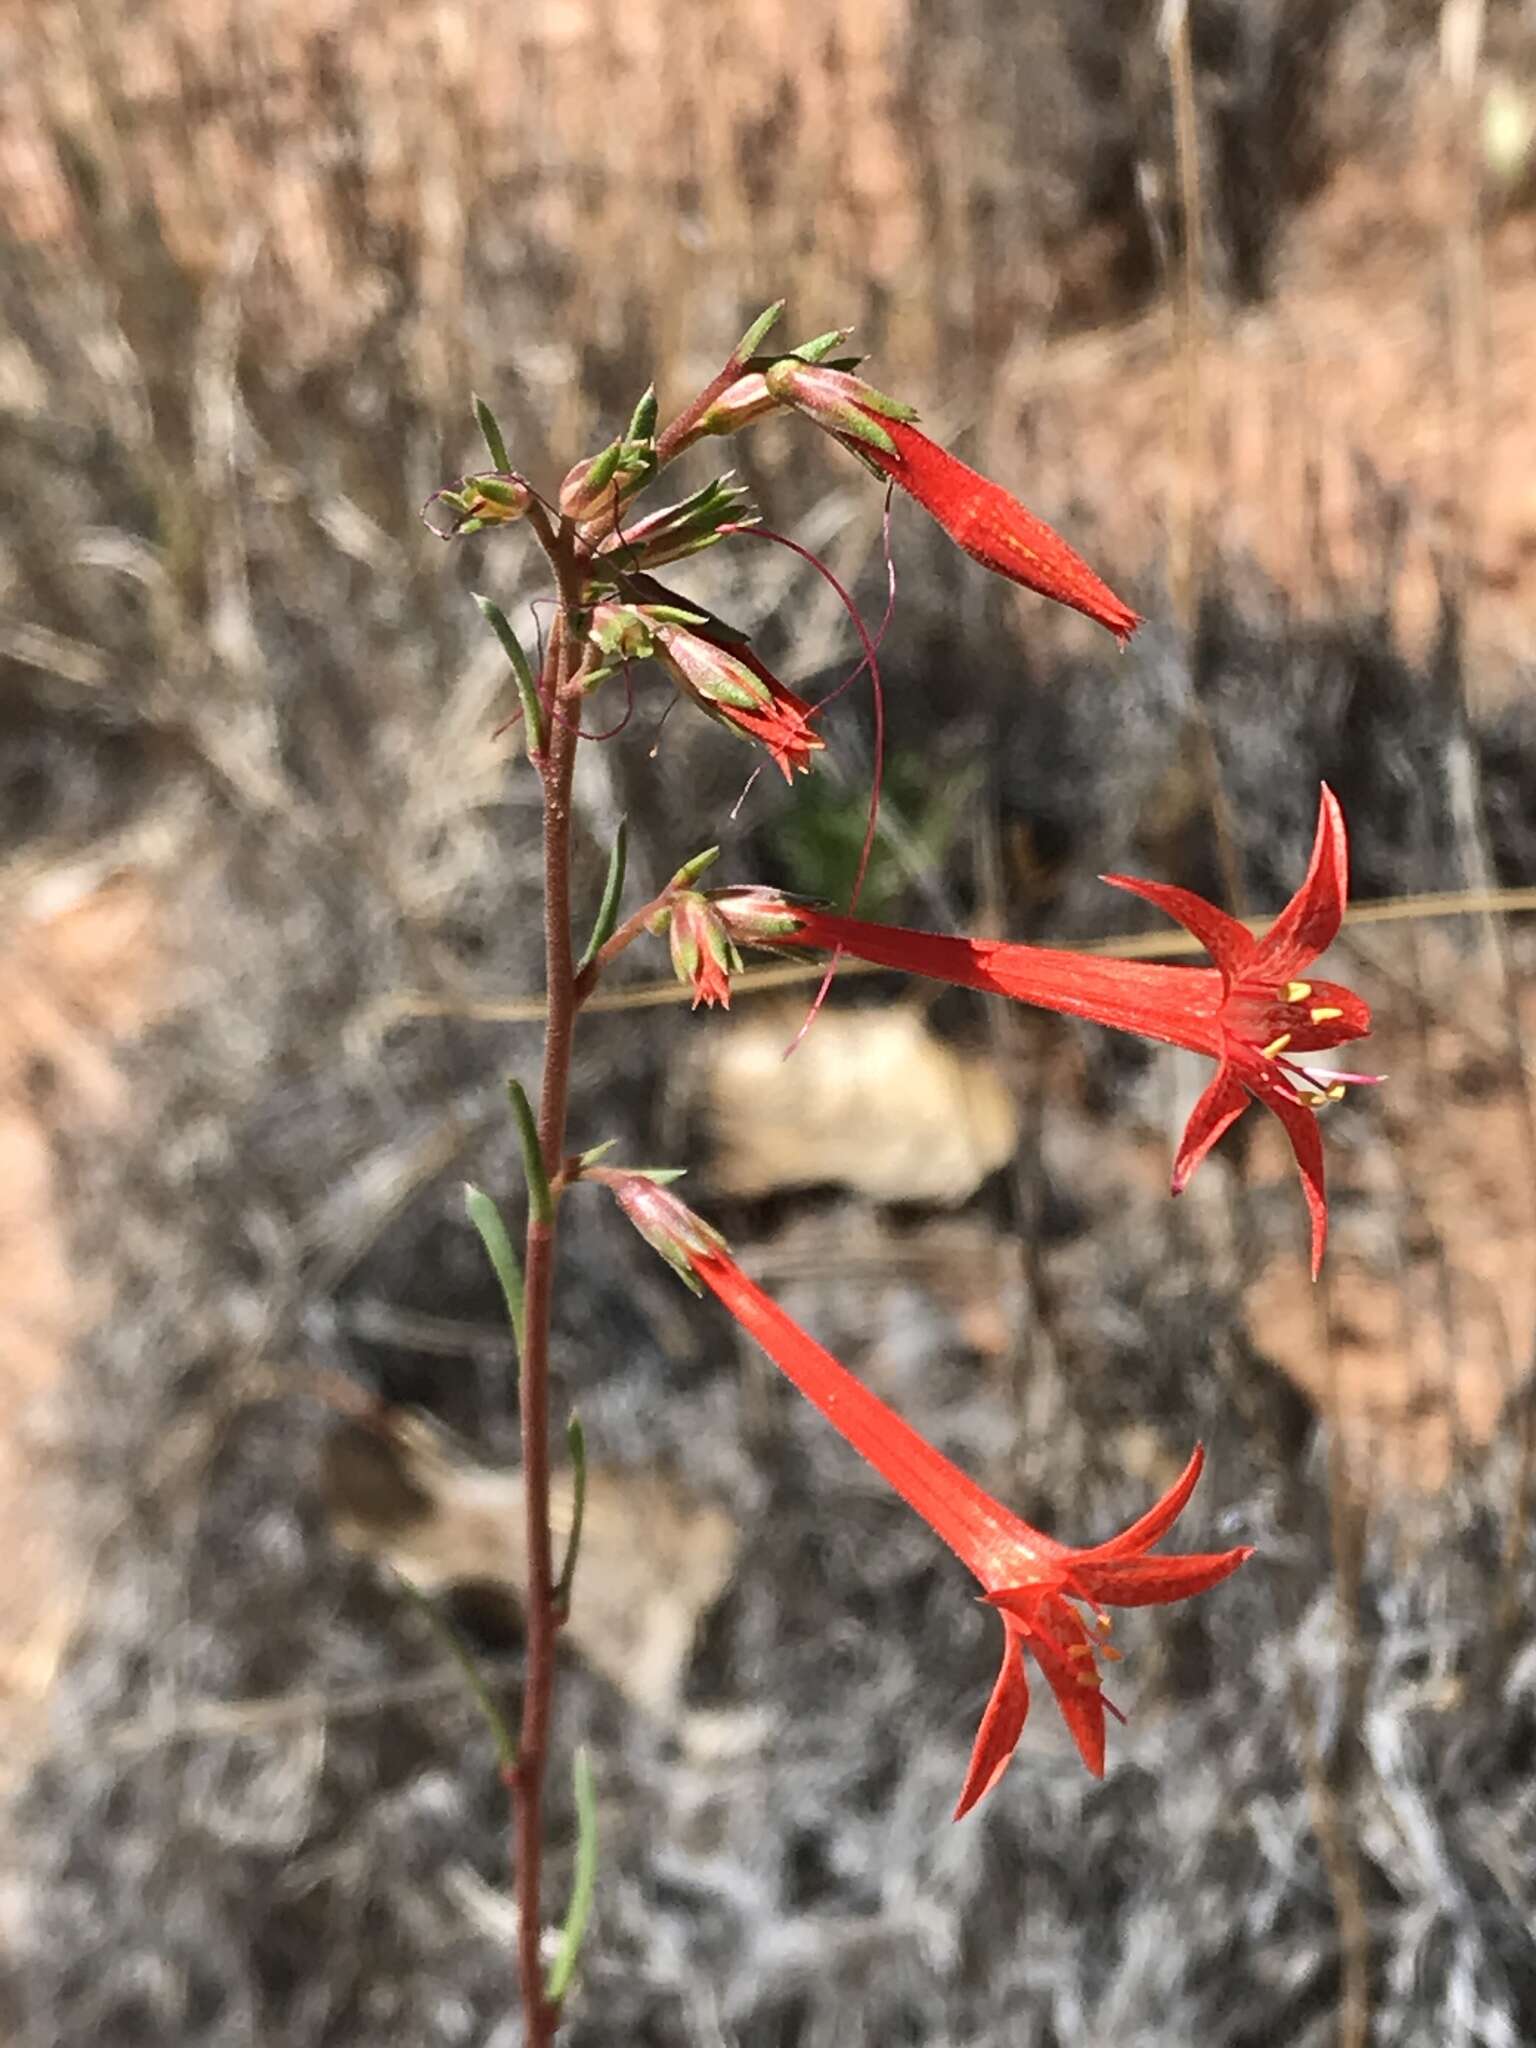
[596,1169,728,1290]
[693,371,781,437]
[709,886,810,944]
[663,892,742,1009]
[765,361,919,454]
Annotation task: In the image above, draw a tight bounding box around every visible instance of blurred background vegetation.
[3,2,1536,2043]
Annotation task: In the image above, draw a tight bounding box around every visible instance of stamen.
[1261,1032,1293,1059]
[1282,980,1313,1002]
[1309,1005,1344,1024]
[1326,1083,1347,1102]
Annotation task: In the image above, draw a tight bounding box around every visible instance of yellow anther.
[1326,1083,1347,1102]
[1309,1005,1344,1024]
[1282,980,1313,1003]
[1261,1033,1293,1060]
[1066,1643,1094,1659]
[1099,1644,1125,1663]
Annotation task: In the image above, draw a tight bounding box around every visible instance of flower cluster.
[437,302,1379,1843]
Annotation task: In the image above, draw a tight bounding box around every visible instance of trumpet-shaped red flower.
[715,786,1373,1275]
[601,1173,1251,1817]
[763,362,1141,644]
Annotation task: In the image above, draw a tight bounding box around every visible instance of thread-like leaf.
[545,1746,599,2004]
[553,1415,587,1617]
[576,819,629,975]
[733,300,785,362]
[391,1568,518,1776]
[472,394,512,473]
[464,1182,525,1359]
[506,1079,553,1225]
[473,593,544,756]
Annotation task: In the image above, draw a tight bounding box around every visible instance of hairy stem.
[512,540,586,2044]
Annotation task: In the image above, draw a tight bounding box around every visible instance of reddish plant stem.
[512,544,586,2045]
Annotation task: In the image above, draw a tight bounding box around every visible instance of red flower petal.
[1100,872,1256,981]
[1248,784,1349,982]
[1071,1546,1254,1607]
[953,1626,1032,1821]
[1076,1444,1206,1561]
[1254,1074,1331,1278]
[1025,1611,1109,1777]
[1171,1064,1252,1194]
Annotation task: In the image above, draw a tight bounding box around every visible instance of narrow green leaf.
[473,593,544,756]
[545,1746,599,2005]
[464,1182,525,1359]
[553,1415,587,1617]
[733,299,785,362]
[473,393,512,474]
[506,1079,553,1226]
[575,818,628,975]
[391,1567,518,1776]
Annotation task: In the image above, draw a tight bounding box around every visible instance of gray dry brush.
[12,301,1536,2048]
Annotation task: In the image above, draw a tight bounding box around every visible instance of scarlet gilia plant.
[596,1172,1251,1815]
[694,786,1373,1275]
[413,302,1365,2042]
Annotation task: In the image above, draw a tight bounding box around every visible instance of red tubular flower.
[765,362,1141,644]
[601,1174,1252,1817]
[715,785,1374,1275]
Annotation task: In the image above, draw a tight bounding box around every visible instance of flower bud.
[595,1169,728,1291]
[763,361,919,454]
[656,890,743,1009]
[420,470,535,539]
[708,886,811,945]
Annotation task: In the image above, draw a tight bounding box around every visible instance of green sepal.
[626,384,659,444]
[640,603,711,626]
[469,474,527,507]
[582,440,624,497]
[672,846,721,886]
[574,1138,620,1169]
[789,327,852,363]
[831,410,898,455]
[842,380,919,423]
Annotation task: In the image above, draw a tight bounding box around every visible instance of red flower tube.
[601,1173,1252,1818]
[765,362,1141,644]
[714,786,1374,1276]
